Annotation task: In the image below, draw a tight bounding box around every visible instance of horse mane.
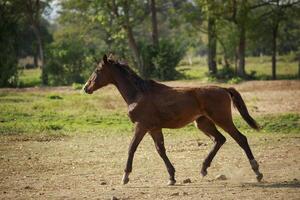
[111,60,153,93]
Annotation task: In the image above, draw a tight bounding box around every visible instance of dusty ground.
[0,80,300,200]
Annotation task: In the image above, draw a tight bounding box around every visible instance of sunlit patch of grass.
[0,87,131,137]
[232,113,300,134]
[0,87,298,139]
[177,55,298,81]
[246,56,298,80]
[18,68,41,87]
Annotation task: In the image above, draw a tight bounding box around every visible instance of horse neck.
[110,67,140,105]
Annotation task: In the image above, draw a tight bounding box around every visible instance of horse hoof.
[122,177,129,185]
[201,169,207,177]
[256,173,263,182]
[167,179,176,186]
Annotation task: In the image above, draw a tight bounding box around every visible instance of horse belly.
[159,103,203,129]
[162,113,201,129]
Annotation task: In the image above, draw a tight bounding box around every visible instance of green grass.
[246,55,298,80]
[177,55,299,81]
[18,68,41,87]
[0,87,299,138]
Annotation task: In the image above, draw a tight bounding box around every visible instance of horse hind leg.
[208,112,263,182]
[195,116,226,177]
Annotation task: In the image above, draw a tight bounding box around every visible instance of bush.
[45,38,95,86]
[140,39,187,80]
[206,66,253,83]
[0,55,18,87]
[72,82,84,90]
[0,28,19,87]
[227,77,243,84]
[153,40,186,80]
[215,67,236,79]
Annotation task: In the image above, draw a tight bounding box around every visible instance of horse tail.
[226,87,260,130]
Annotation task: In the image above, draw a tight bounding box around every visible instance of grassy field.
[177,55,299,81]
[18,68,41,87]
[0,82,299,139]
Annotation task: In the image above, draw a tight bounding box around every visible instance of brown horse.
[84,55,263,185]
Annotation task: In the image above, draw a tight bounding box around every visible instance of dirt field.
[1,80,300,200]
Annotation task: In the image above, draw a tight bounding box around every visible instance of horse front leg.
[122,123,147,185]
[150,130,176,185]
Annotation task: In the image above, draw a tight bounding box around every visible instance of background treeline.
[0,0,299,87]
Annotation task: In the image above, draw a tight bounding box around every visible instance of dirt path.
[0,134,300,200]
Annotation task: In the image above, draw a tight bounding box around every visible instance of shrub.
[45,38,95,86]
[228,77,243,84]
[140,39,187,80]
[215,67,236,79]
[72,82,84,90]
[0,33,19,87]
[153,40,186,80]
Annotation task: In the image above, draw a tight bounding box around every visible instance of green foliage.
[0,54,18,87]
[215,67,236,79]
[152,40,187,80]
[1,0,300,87]
[0,1,21,87]
[205,67,244,83]
[227,77,243,84]
[45,36,95,85]
[140,39,187,80]
[72,82,84,90]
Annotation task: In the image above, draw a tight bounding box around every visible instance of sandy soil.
[0,80,300,200]
[0,134,299,200]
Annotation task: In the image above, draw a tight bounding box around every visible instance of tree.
[23,0,51,84]
[248,0,300,79]
[182,0,218,74]
[0,0,21,86]
[207,1,217,74]
[261,0,300,79]
[151,0,159,47]
[221,0,250,78]
[108,0,148,75]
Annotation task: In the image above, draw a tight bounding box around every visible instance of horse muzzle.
[83,84,93,94]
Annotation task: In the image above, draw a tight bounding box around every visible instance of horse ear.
[103,54,108,64]
[108,53,114,61]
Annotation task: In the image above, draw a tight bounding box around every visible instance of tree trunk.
[32,24,47,84]
[237,24,246,77]
[218,37,230,68]
[207,16,217,75]
[33,49,38,68]
[271,24,278,80]
[25,0,47,84]
[123,0,144,76]
[126,26,143,73]
[150,0,159,47]
[32,25,44,68]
